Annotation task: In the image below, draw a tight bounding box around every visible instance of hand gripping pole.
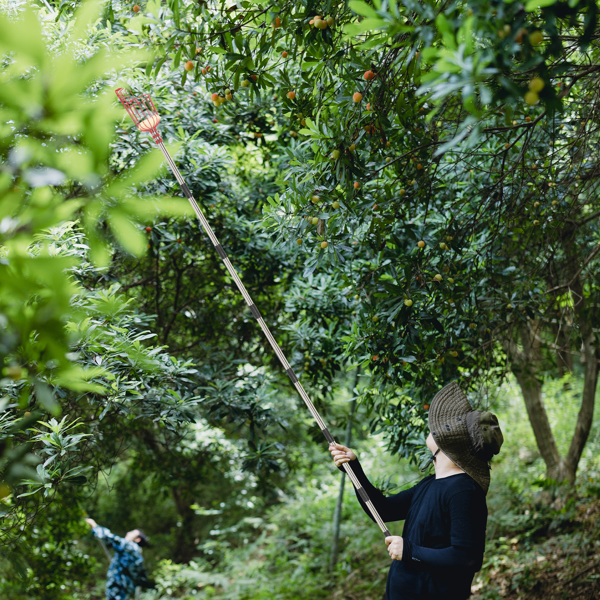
[115,88,392,539]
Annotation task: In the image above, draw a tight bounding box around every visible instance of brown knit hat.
[428,381,504,494]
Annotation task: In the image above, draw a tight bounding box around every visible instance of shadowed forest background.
[1,0,600,598]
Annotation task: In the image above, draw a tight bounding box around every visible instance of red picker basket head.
[115,88,163,144]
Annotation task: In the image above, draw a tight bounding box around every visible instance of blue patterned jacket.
[92,526,149,600]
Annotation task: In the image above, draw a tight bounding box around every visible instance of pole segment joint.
[357,486,369,503]
[181,182,193,199]
[321,428,335,443]
[249,304,262,320]
[215,244,227,260]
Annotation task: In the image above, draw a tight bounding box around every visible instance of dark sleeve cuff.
[402,539,413,563]
[336,457,357,471]
[336,458,359,474]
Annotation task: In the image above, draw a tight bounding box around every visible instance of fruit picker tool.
[85,514,112,563]
[114,88,392,539]
[97,537,112,564]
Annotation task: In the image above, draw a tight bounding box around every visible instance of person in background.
[329,381,504,600]
[84,518,151,600]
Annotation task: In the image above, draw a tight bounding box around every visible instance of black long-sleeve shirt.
[338,458,487,600]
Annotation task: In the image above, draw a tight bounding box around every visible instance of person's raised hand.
[385,536,404,561]
[85,518,97,528]
[329,442,357,468]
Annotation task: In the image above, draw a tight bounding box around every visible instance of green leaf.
[146,0,161,16]
[108,209,146,256]
[525,0,558,10]
[34,383,60,416]
[344,18,387,35]
[399,355,417,363]
[348,0,381,19]
[171,0,181,27]
[64,475,88,485]
[435,14,456,50]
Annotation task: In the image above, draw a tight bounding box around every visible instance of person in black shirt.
[329,381,504,600]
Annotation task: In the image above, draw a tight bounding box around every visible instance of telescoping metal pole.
[114,88,392,539]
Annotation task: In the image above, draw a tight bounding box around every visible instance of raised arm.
[329,443,416,523]
[91,525,129,552]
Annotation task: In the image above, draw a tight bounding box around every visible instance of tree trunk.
[171,485,197,563]
[137,428,198,562]
[563,329,598,479]
[507,230,599,486]
[551,321,573,378]
[508,320,567,481]
[561,232,599,480]
[329,397,357,571]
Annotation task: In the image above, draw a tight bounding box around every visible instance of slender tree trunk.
[329,398,356,571]
[506,230,599,485]
[508,320,566,481]
[551,321,573,378]
[171,485,197,563]
[563,329,598,478]
[137,428,198,561]
[329,373,359,571]
[561,233,599,480]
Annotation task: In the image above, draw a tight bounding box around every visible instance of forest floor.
[471,496,600,600]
